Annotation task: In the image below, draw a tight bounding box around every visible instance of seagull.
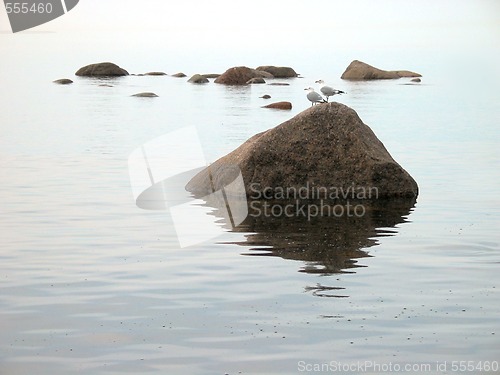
[304,87,326,106]
[315,80,346,102]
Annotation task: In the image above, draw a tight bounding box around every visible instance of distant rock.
[171,72,187,77]
[260,94,271,99]
[267,82,290,86]
[186,102,418,200]
[53,78,73,85]
[145,72,167,76]
[341,60,421,80]
[411,77,421,83]
[256,66,298,78]
[247,77,266,84]
[252,70,274,79]
[188,74,209,83]
[131,92,158,97]
[262,101,292,110]
[99,84,113,87]
[215,66,273,85]
[75,62,129,77]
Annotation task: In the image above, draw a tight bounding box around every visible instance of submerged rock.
[341,60,421,80]
[186,102,418,200]
[145,71,167,76]
[247,77,266,84]
[260,94,271,99]
[256,65,298,78]
[75,62,129,77]
[53,78,73,84]
[131,92,158,97]
[171,72,187,77]
[262,101,292,110]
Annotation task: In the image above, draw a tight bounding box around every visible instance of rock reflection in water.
[231,199,417,276]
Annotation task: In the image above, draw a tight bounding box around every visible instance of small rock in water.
[53,78,73,84]
[260,94,271,99]
[262,101,292,110]
[131,92,158,97]
[188,74,209,83]
[171,72,187,77]
[145,71,167,76]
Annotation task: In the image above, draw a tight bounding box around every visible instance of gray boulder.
[188,74,209,83]
[186,102,418,200]
[75,62,129,77]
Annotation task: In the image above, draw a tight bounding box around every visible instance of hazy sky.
[1,0,499,52]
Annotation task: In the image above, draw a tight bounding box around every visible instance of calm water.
[0,32,499,374]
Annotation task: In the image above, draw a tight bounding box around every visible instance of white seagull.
[304,87,326,106]
[315,80,346,102]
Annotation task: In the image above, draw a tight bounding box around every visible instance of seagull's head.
[315,79,324,84]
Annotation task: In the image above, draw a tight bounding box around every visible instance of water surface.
[0,32,499,374]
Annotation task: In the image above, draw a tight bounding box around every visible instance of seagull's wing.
[307,91,324,102]
[320,85,335,96]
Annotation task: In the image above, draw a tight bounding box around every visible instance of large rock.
[341,60,421,80]
[256,65,298,78]
[75,62,129,77]
[186,102,418,200]
[214,66,272,85]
